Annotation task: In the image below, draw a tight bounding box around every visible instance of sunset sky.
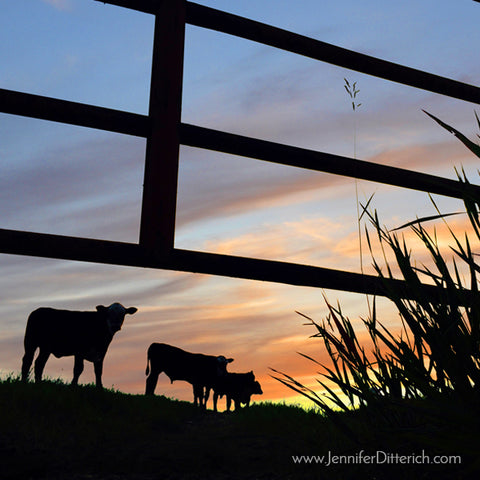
[1,0,480,410]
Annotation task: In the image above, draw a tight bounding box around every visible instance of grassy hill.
[0,378,477,479]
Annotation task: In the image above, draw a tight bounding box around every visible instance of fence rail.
[0,88,149,137]
[2,88,477,200]
[1,0,479,299]
[0,227,445,300]
[185,2,480,104]
[98,0,480,103]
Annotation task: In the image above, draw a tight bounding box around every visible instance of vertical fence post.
[139,0,186,254]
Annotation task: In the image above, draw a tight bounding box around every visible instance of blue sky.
[1,0,480,408]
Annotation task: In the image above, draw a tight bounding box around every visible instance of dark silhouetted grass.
[0,377,327,480]
[0,376,478,479]
[271,112,480,479]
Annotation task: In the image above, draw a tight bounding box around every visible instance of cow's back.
[148,343,220,384]
[26,308,109,357]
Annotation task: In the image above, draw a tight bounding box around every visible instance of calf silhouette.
[145,342,233,406]
[210,371,263,411]
[21,303,137,388]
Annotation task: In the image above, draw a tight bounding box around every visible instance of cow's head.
[97,303,138,334]
[252,380,263,395]
[216,355,234,376]
[238,377,262,405]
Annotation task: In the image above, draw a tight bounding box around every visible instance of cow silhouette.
[145,342,233,406]
[21,303,137,388]
[210,371,263,411]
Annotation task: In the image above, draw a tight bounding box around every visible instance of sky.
[1,0,480,410]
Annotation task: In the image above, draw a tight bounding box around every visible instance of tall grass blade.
[423,110,480,158]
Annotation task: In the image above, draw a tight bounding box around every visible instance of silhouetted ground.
[0,379,478,479]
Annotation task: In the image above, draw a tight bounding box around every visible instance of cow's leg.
[72,356,84,386]
[213,392,219,412]
[226,395,233,412]
[193,384,202,407]
[203,387,211,409]
[145,368,160,395]
[93,359,104,389]
[34,349,50,383]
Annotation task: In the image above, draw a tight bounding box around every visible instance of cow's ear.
[126,307,138,315]
[96,305,107,312]
[227,358,234,363]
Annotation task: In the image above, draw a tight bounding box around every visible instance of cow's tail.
[145,348,151,376]
[22,310,40,382]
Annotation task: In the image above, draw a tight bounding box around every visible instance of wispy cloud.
[0,133,145,241]
[42,0,71,11]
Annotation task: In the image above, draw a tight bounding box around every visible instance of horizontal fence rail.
[1,0,479,300]
[180,124,480,199]
[0,228,448,301]
[0,88,149,137]
[97,0,480,104]
[185,2,480,104]
[2,88,478,200]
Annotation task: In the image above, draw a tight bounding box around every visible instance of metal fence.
[1,0,480,298]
